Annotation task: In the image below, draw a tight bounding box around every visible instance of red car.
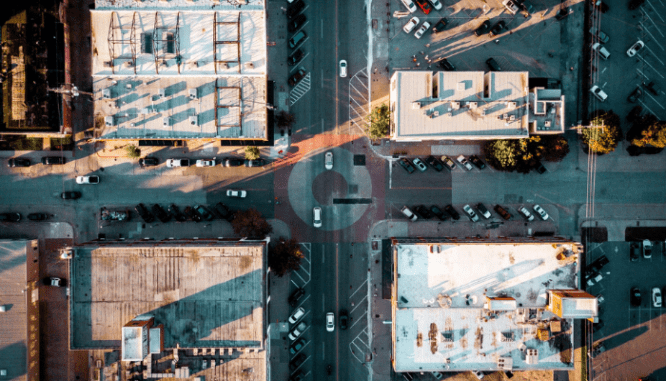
[414,0,432,14]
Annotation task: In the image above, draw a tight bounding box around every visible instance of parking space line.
[645,0,665,23]
[644,92,665,109]
[639,99,663,119]
[643,45,666,66]
[640,14,665,38]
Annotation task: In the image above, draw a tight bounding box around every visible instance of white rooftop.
[393,241,579,372]
[389,71,530,141]
[94,0,265,11]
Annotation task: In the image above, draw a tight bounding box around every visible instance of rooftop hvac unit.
[525,348,539,364]
[189,116,198,126]
[159,88,166,98]
[102,88,111,99]
[468,102,477,109]
[412,102,421,109]
[104,61,113,67]
[126,84,132,89]
[509,115,516,121]
[189,89,197,100]
[497,356,513,370]
[245,62,255,69]
[508,101,516,109]
[451,102,460,110]
[163,117,169,127]
[545,120,551,127]
[105,116,114,127]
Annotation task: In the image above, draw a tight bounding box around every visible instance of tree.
[276,111,295,129]
[582,111,623,154]
[125,145,140,159]
[540,135,570,162]
[630,117,666,148]
[244,146,260,160]
[269,237,304,277]
[231,208,273,239]
[367,104,390,139]
[483,135,570,173]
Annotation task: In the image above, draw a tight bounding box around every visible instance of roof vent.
[189,89,197,100]
[189,116,198,126]
[468,102,477,109]
[412,102,421,109]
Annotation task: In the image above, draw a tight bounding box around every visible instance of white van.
[592,43,610,60]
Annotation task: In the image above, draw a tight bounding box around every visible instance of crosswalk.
[289,73,311,106]
[348,68,370,134]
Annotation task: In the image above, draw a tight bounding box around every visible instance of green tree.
[540,135,570,162]
[483,135,570,173]
[269,237,304,277]
[582,111,623,154]
[244,146,260,160]
[231,208,273,239]
[276,111,295,129]
[367,104,390,139]
[631,119,666,148]
[125,145,140,159]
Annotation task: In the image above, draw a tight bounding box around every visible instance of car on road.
[627,87,642,103]
[428,0,443,10]
[135,204,155,223]
[290,338,306,355]
[224,157,244,167]
[339,309,349,329]
[463,204,480,222]
[456,155,473,171]
[643,239,652,258]
[486,57,501,71]
[326,312,335,332]
[27,213,48,221]
[414,205,432,219]
[403,16,420,33]
[226,189,247,198]
[429,205,446,221]
[494,204,512,220]
[592,43,610,60]
[288,14,306,32]
[401,206,418,221]
[441,156,456,170]
[151,204,171,223]
[400,0,418,12]
[289,288,305,307]
[166,158,190,168]
[289,30,307,49]
[631,287,642,306]
[43,277,66,287]
[245,159,267,167]
[590,85,608,102]
[313,207,322,228]
[168,204,187,222]
[653,287,662,307]
[288,321,307,340]
[195,158,216,167]
[414,21,431,39]
[76,175,100,184]
[414,0,432,14]
[444,205,460,220]
[287,0,305,19]
[325,151,333,170]
[398,158,416,173]
[288,49,305,66]
[61,191,81,200]
[437,58,455,71]
[489,20,506,37]
[630,242,640,262]
[7,158,30,167]
[290,353,306,371]
[183,206,203,222]
[432,18,447,33]
[474,20,491,36]
[476,203,492,219]
[42,157,65,165]
[194,204,214,221]
[518,206,535,221]
[289,307,306,324]
[589,27,610,43]
[339,60,347,77]
[412,158,427,172]
[139,157,159,167]
[469,155,486,169]
[425,156,444,171]
[627,40,644,57]
[533,205,549,220]
[214,202,234,221]
[289,68,307,87]
[0,213,21,222]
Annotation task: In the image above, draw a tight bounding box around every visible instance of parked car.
[474,20,491,36]
[289,288,306,307]
[518,207,535,221]
[653,287,662,307]
[289,68,307,87]
[398,158,416,173]
[533,205,549,220]
[214,202,234,221]
[183,206,203,222]
[456,155,473,171]
[592,42,611,60]
[438,58,455,71]
[469,155,486,169]
[589,27,610,44]
[43,277,66,287]
[151,204,171,223]
[134,204,155,223]
[61,191,81,200]
[444,205,460,220]
[403,16,420,33]
[7,158,30,167]
[339,309,349,330]
[590,85,608,102]
[627,40,645,57]
[0,213,21,222]
[288,321,308,340]
[428,0,443,10]
[168,204,187,222]
[441,156,456,170]
[555,8,571,20]
[424,156,443,171]
[412,158,427,172]
[166,158,190,168]
[194,204,214,221]
[628,0,645,9]
[76,175,100,184]
[489,20,506,37]
[290,370,304,381]
[288,49,305,66]
[288,14,307,32]
[325,151,333,170]
[339,60,348,77]
[535,162,547,174]
[494,204,512,220]
[414,21,431,39]
[326,312,335,332]
[627,87,643,103]
[289,31,307,49]
[643,239,652,258]
[486,57,501,71]
[463,204,480,222]
[400,0,418,12]
[502,0,520,14]
[476,203,492,219]
[289,307,306,324]
[42,157,65,165]
[631,287,642,306]
[313,207,322,228]
[432,18,447,33]
[286,0,305,19]
[227,189,247,198]
[401,206,418,221]
[195,158,216,167]
[224,157,244,167]
[414,0,432,14]
[642,81,661,97]
[414,205,432,219]
[432,371,443,380]
[521,0,534,16]
[290,338,306,355]
[430,205,447,221]
[27,213,48,221]
[630,242,640,262]
[139,157,159,167]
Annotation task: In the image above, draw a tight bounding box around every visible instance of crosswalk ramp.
[289,73,311,106]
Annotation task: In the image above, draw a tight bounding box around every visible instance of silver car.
[456,155,473,171]
[463,205,480,222]
[533,205,549,220]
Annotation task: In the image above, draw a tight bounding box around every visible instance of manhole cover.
[354,155,366,165]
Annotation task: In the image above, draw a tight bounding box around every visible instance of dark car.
[289,31,307,49]
[183,206,203,222]
[290,339,306,355]
[425,156,444,171]
[245,159,267,167]
[135,203,155,223]
[0,213,21,222]
[290,370,304,381]
[627,87,642,103]
[43,277,66,287]
[469,155,486,170]
[414,0,432,14]
[42,157,65,165]
[139,157,159,167]
[289,68,307,87]
[521,0,534,16]
[474,20,491,36]
[150,204,170,223]
[7,158,30,167]
[61,191,81,200]
[585,255,610,281]
[555,8,571,20]
[535,162,547,174]
[224,157,244,167]
[288,49,305,66]
[630,243,640,262]
[476,203,492,219]
[629,0,645,9]
[214,202,234,221]
[432,18,448,33]
[288,13,307,32]
[631,287,642,306]
[194,204,214,221]
[441,156,456,170]
[494,204,512,220]
[414,205,432,219]
[642,81,660,96]
[489,20,506,37]
[398,158,416,173]
[27,213,48,221]
[168,204,187,222]
[339,309,349,330]
[430,205,447,221]
[438,58,455,71]
[287,0,306,19]
[289,353,306,371]
[486,58,501,71]
[444,205,460,220]
[289,288,306,307]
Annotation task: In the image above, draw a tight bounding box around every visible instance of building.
[389,71,564,142]
[69,238,268,380]
[90,0,269,143]
[391,238,593,373]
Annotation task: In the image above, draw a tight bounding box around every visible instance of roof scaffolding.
[215,78,242,136]
[152,11,181,74]
[107,11,137,74]
[213,12,241,74]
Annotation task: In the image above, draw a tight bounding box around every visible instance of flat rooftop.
[389,71,530,141]
[70,241,266,350]
[393,241,579,372]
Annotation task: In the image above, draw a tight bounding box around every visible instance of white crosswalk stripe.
[289,73,311,106]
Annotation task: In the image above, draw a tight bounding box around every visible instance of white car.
[166,158,190,168]
[401,206,418,222]
[518,207,535,221]
[627,40,644,57]
[456,155,473,171]
[400,0,417,12]
[339,60,347,78]
[592,42,610,60]
[412,158,427,172]
[313,207,322,228]
[326,312,335,332]
[463,204,480,222]
[195,158,216,167]
[325,151,333,170]
[590,85,608,102]
[76,175,100,184]
[414,21,431,39]
[533,205,549,220]
[432,372,443,380]
[403,17,420,33]
[653,287,662,307]
[226,189,247,198]
[288,307,306,324]
[428,0,443,10]
[643,239,653,258]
